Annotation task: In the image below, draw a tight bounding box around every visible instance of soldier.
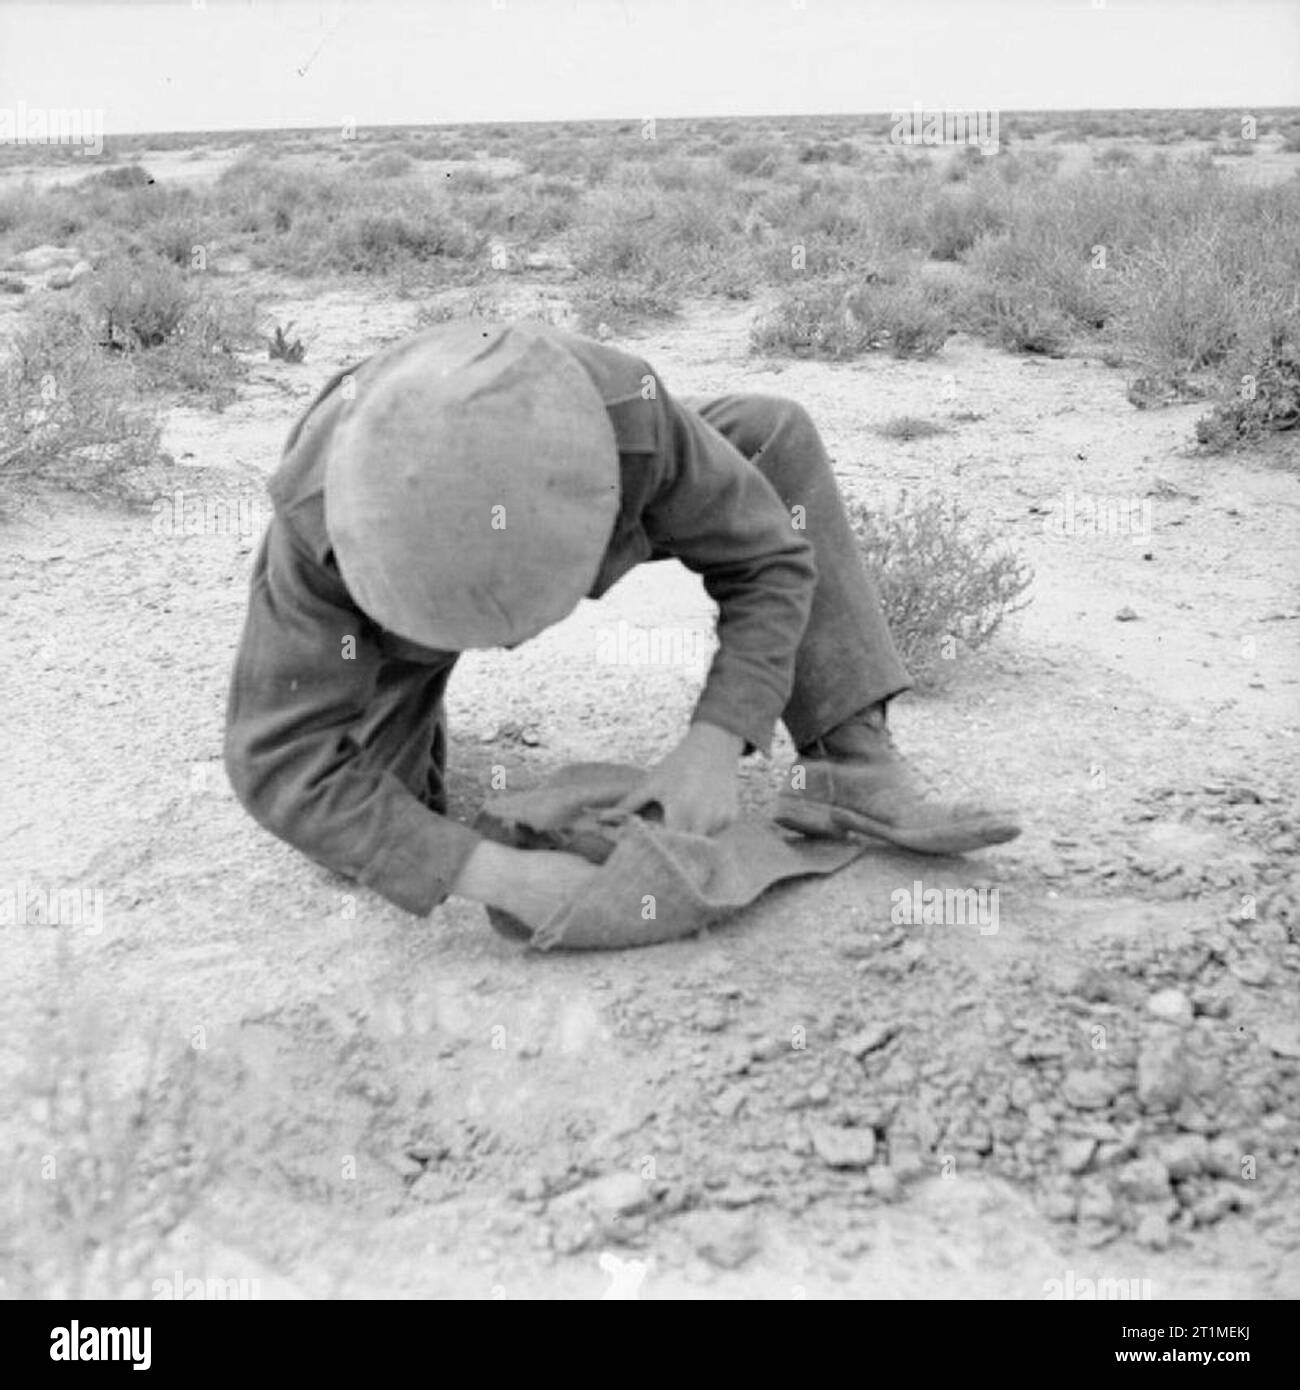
[224,320,1019,935]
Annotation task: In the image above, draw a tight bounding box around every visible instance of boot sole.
[774,795,1021,855]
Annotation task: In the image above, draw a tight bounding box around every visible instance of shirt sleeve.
[640,385,817,754]
[223,517,482,916]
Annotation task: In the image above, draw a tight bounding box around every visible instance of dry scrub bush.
[0,302,165,501]
[850,490,1034,688]
[0,975,221,1298]
[752,275,951,360]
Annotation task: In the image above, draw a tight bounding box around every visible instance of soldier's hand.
[617,720,742,836]
[453,842,598,931]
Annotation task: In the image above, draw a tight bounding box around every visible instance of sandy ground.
[2,254,1299,1299]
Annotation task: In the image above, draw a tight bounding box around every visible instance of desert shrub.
[961,281,1072,354]
[877,415,950,441]
[1195,324,1300,450]
[850,490,1034,687]
[365,149,414,179]
[0,975,221,1297]
[82,254,260,399]
[1095,145,1139,170]
[85,163,154,190]
[723,141,784,178]
[0,301,165,500]
[752,273,951,360]
[88,255,191,348]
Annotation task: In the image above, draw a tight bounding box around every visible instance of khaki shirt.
[224,326,815,914]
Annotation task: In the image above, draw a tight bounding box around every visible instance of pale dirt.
[2,258,1299,1299]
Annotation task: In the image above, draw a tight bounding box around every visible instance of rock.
[1117,1157,1172,1202]
[1134,1210,1172,1249]
[695,1001,729,1032]
[839,1023,898,1059]
[714,1183,764,1208]
[1115,606,1139,622]
[1154,1134,1209,1180]
[1009,1076,1038,1111]
[551,1171,649,1221]
[1063,1068,1121,1111]
[867,1165,901,1202]
[1011,1035,1068,1062]
[806,1081,831,1106]
[749,1037,784,1063]
[1060,1138,1098,1174]
[1190,988,1230,1019]
[1260,1022,1300,1059]
[712,1086,747,1120]
[1204,1138,1243,1179]
[677,1210,760,1269]
[1077,1179,1118,1223]
[1192,1187,1240,1226]
[1146,989,1193,1023]
[1040,1182,1078,1222]
[809,1123,877,1169]
[1230,955,1272,987]
[1137,1030,1191,1111]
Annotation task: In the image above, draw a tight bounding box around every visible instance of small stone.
[1117,1157,1172,1202]
[1137,1030,1191,1111]
[839,1023,899,1059]
[1009,1077,1038,1111]
[1230,956,1272,987]
[1146,988,1193,1023]
[1115,606,1139,622]
[807,1081,831,1106]
[1204,1138,1243,1179]
[678,1210,760,1270]
[712,1086,747,1120]
[809,1123,877,1169]
[1063,1068,1121,1111]
[1190,988,1230,1019]
[867,1165,901,1202]
[1192,1187,1240,1226]
[1077,1179,1118,1224]
[1040,1184,1078,1222]
[1134,1211,1172,1249]
[1060,1138,1097,1174]
[695,1002,729,1032]
[1154,1134,1209,1180]
[714,1183,764,1208]
[551,1171,649,1221]
[1011,1035,1068,1062]
[1260,1022,1300,1059]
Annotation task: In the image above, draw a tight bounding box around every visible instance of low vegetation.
[1,107,1296,500]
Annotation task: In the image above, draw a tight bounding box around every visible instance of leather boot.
[775,705,1022,854]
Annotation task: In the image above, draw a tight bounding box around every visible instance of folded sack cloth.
[472,762,866,951]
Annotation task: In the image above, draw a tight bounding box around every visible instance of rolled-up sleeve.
[641,386,817,754]
[223,517,481,915]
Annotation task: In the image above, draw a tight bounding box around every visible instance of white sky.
[0,0,1296,135]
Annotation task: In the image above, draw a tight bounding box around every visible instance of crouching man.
[224,320,1019,934]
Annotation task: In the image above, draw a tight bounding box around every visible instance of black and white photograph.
[0,0,1297,1328]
